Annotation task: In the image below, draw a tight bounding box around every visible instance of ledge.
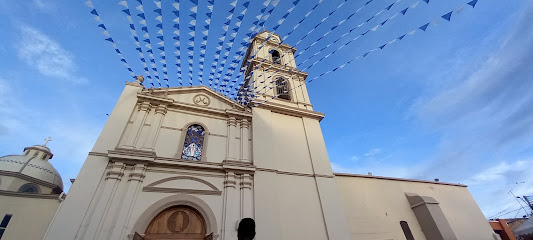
[334,172,467,187]
[0,189,61,200]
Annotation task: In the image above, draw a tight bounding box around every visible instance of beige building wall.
[0,195,60,240]
[335,174,495,240]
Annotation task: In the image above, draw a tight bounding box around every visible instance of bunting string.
[186,0,200,85]
[243,0,422,102]
[85,0,137,80]
[153,0,169,87]
[226,0,300,97]
[214,0,254,91]
[248,0,480,107]
[118,0,154,86]
[197,0,216,85]
[220,0,280,94]
[171,1,183,85]
[134,0,162,86]
[208,0,240,88]
[298,0,427,71]
[235,0,327,99]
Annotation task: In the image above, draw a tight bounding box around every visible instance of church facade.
[27,31,499,240]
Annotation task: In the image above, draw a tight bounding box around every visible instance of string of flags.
[228,0,301,97]
[246,0,480,107]
[86,0,480,104]
[237,0,379,100]
[197,0,216,85]
[219,0,281,94]
[134,0,162,87]
[214,0,255,92]
[153,0,169,87]
[171,1,183,85]
[85,0,137,80]
[236,0,327,98]
[209,0,240,88]
[118,0,154,86]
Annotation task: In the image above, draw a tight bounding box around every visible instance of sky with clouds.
[0,0,531,219]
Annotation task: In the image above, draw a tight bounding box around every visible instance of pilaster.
[141,104,167,151]
[225,117,238,161]
[239,119,251,162]
[221,172,239,240]
[111,164,147,240]
[82,162,126,240]
[240,174,254,219]
[121,102,151,149]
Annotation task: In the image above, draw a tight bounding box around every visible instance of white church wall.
[335,175,495,240]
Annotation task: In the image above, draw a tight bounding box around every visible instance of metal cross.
[43,137,52,146]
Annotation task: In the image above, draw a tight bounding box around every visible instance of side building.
[0,140,65,240]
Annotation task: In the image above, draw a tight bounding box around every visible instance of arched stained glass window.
[181,124,205,161]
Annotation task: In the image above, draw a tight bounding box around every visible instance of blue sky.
[0,0,531,219]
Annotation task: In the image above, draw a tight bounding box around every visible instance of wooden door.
[145,206,206,240]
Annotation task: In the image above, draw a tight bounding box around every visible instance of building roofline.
[334,172,467,187]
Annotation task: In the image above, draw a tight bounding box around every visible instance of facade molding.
[334,173,467,187]
[0,170,60,190]
[0,189,61,199]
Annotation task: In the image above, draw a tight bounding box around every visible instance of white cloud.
[364,148,382,157]
[16,25,85,83]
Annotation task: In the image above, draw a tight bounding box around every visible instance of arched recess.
[131,193,219,239]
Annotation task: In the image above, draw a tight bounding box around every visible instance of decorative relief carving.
[155,104,168,115]
[193,94,210,106]
[240,119,250,129]
[138,101,151,112]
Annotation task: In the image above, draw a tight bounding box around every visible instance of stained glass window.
[181,124,205,161]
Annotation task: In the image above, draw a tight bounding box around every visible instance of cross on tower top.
[43,137,51,146]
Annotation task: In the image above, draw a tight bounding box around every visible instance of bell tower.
[238,31,313,110]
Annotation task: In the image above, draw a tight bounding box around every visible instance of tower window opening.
[271,50,281,64]
[181,124,205,161]
[276,78,291,101]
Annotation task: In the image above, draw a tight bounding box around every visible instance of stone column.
[110,164,147,240]
[239,119,251,162]
[240,174,253,219]
[81,162,126,240]
[222,172,239,240]
[141,104,167,151]
[225,117,238,161]
[121,102,151,148]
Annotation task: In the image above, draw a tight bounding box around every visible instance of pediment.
[141,86,249,113]
[143,176,221,195]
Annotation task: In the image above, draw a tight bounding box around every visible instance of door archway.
[144,206,206,240]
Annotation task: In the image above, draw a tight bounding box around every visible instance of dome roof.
[0,144,63,191]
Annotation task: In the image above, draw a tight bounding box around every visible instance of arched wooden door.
[144,206,207,240]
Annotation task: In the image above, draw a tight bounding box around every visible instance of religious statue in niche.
[181,124,205,161]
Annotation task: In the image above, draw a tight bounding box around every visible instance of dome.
[0,142,63,191]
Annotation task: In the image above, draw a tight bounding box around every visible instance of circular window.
[19,183,39,194]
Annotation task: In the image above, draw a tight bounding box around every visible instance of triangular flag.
[379,44,386,49]
[400,7,408,15]
[398,34,406,40]
[467,0,478,8]
[442,11,452,21]
[419,23,430,31]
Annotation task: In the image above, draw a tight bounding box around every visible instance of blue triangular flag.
[137,13,145,19]
[400,7,408,15]
[115,49,121,53]
[158,47,164,51]
[190,13,197,19]
[143,38,150,43]
[190,0,198,4]
[206,12,212,18]
[419,23,430,31]
[90,9,99,16]
[142,26,148,32]
[130,24,135,30]
[423,0,429,3]
[105,37,114,43]
[363,52,369,57]
[379,44,386,49]
[136,47,142,52]
[442,11,452,21]
[381,19,388,25]
[385,3,394,10]
[243,1,250,8]
[156,23,163,29]
[141,58,146,62]
[398,34,406,40]
[122,9,130,16]
[147,49,153,54]
[467,0,478,8]
[157,36,163,41]
[154,9,162,15]
[98,24,106,30]
[121,59,127,63]
[366,16,374,22]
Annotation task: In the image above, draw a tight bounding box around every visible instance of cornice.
[253,35,296,53]
[0,189,61,200]
[107,148,157,164]
[333,173,467,187]
[251,100,325,121]
[246,58,308,80]
[255,167,334,178]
